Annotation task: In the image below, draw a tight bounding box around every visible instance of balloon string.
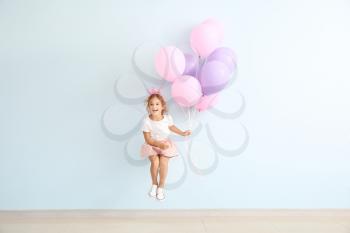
[178,105,187,126]
[187,107,191,158]
[177,105,191,157]
[191,106,196,128]
[188,107,191,130]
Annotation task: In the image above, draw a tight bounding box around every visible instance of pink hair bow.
[148,88,160,95]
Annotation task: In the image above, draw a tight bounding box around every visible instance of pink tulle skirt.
[140,139,178,158]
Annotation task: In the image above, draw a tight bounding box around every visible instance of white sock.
[149,184,157,198]
[156,187,165,200]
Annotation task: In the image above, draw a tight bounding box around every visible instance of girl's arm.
[143,132,169,149]
[169,125,191,136]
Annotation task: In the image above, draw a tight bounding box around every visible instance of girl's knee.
[149,155,159,164]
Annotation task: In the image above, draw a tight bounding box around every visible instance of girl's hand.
[182,130,191,136]
[159,141,170,150]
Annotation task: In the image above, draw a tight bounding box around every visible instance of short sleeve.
[167,115,174,126]
[142,118,151,132]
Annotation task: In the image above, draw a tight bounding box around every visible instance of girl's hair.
[145,93,168,115]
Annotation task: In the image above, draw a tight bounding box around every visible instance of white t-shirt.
[142,115,174,140]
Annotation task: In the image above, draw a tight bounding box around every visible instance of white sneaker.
[148,185,157,198]
[156,187,165,201]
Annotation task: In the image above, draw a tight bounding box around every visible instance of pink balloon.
[195,94,219,112]
[171,75,202,107]
[155,46,185,82]
[190,23,222,58]
[202,18,224,41]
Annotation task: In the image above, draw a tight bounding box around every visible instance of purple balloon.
[207,47,237,73]
[199,61,231,95]
[218,47,236,57]
[183,53,199,77]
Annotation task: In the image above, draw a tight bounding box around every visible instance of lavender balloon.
[207,47,237,73]
[183,53,199,77]
[199,61,231,95]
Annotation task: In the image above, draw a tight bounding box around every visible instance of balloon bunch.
[155,18,237,113]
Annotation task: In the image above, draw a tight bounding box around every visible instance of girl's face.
[148,97,163,117]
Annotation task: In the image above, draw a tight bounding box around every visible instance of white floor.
[0,210,349,233]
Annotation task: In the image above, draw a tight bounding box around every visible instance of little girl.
[141,89,191,201]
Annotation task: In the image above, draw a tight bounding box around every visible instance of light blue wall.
[1,0,350,209]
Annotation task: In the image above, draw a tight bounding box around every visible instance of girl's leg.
[158,155,170,188]
[148,155,160,185]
